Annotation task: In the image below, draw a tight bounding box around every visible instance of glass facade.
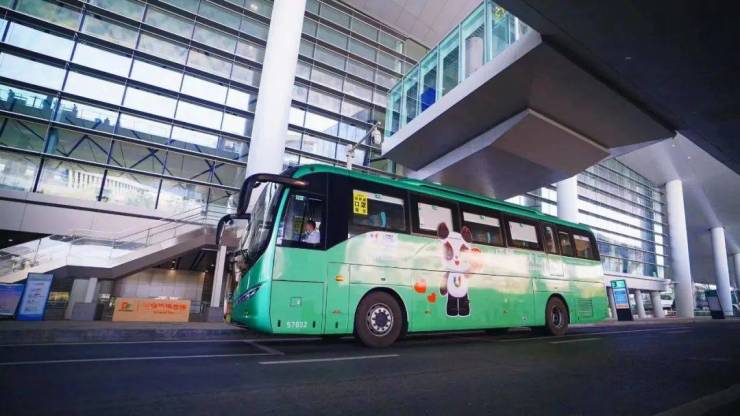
[0,0,422,214]
[289,0,424,174]
[0,0,276,212]
[507,159,669,280]
[385,1,527,137]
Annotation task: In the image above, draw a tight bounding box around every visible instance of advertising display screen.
[0,284,25,316]
[17,273,54,320]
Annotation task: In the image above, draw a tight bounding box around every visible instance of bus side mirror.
[216,213,251,245]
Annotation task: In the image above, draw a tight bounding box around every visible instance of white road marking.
[500,326,688,343]
[500,336,551,343]
[687,357,731,363]
[259,354,399,365]
[0,337,322,348]
[246,341,284,356]
[584,327,686,336]
[0,352,280,366]
[653,384,740,416]
[549,337,601,344]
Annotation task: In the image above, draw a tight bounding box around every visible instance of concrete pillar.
[210,246,227,309]
[651,291,665,318]
[245,0,307,177]
[83,277,98,303]
[634,289,646,319]
[665,179,694,317]
[710,227,733,317]
[606,287,618,319]
[65,279,88,319]
[556,175,579,223]
[734,253,740,288]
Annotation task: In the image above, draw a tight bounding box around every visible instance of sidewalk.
[0,320,255,345]
[572,315,717,328]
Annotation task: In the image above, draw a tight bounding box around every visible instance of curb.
[0,327,256,345]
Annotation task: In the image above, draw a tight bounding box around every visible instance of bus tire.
[355,291,403,348]
[544,297,569,336]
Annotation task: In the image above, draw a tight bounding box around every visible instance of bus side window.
[415,202,454,234]
[462,210,504,246]
[543,225,558,254]
[558,231,574,257]
[349,189,406,236]
[277,193,325,247]
[573,233,595,259]
[506,217,542,251]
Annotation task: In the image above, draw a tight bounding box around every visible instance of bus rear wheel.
[542,297,569,336]
[355,292,403,348]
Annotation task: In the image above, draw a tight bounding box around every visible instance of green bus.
[220,165,608,347]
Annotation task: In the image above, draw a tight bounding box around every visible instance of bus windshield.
[242,182,283,260]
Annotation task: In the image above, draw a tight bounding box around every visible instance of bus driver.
[302,220,320,244]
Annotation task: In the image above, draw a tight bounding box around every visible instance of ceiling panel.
[341,0,481,47]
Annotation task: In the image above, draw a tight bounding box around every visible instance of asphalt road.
[1,321,739,416]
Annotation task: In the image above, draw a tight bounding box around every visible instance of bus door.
[325,262,350,334]
[272,188,327,334]
[542,225,564,277]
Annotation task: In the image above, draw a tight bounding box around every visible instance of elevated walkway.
[382,4,672,199]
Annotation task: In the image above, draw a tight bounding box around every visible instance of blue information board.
[17,273,53,321]
[610,279,633,321]
[0,283,25,316]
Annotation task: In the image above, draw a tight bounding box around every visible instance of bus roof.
[290,164,592,233]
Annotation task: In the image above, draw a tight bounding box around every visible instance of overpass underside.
[382,31,672,199]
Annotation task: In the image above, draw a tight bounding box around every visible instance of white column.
[665,179,694,317]
[556,175,579,223]
[245,0,307,177]
[607,287,618,319]
[733,253,740,289]
[634,289,646,319]
[210,245,228,308]
[83,277,98,303]
[650,291,665,318]
[711,227,733,317]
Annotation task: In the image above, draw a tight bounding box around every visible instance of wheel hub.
[366,303,393,336]
[551,306,563,328]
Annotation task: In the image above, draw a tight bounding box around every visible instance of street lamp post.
[345,121,383,171]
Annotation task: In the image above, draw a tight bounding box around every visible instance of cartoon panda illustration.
[437,222,476,317]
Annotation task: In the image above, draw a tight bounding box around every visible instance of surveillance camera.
[371,129,383,146]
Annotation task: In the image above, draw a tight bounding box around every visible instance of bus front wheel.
[543,297,569,336]
[355,292,403,348]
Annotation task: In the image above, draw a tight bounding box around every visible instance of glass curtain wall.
[385,1,528,137]
[507,159,669,280]
[0,0,271,213]
[290,0,423,175]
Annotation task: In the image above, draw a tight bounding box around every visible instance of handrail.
[0,203,235,275]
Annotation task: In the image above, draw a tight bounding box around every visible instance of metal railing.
[0,204,233,277]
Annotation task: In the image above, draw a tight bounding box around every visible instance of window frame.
[572,231,600,261]
[459,204,505,247]
[347,178,409,236]
[410,193,460,237]
[557,229,575,257]
[276,189,327,250]
[503,214,543,251]
[541,223,560,255]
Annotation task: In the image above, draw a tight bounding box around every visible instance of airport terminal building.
[0,0,737,321]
